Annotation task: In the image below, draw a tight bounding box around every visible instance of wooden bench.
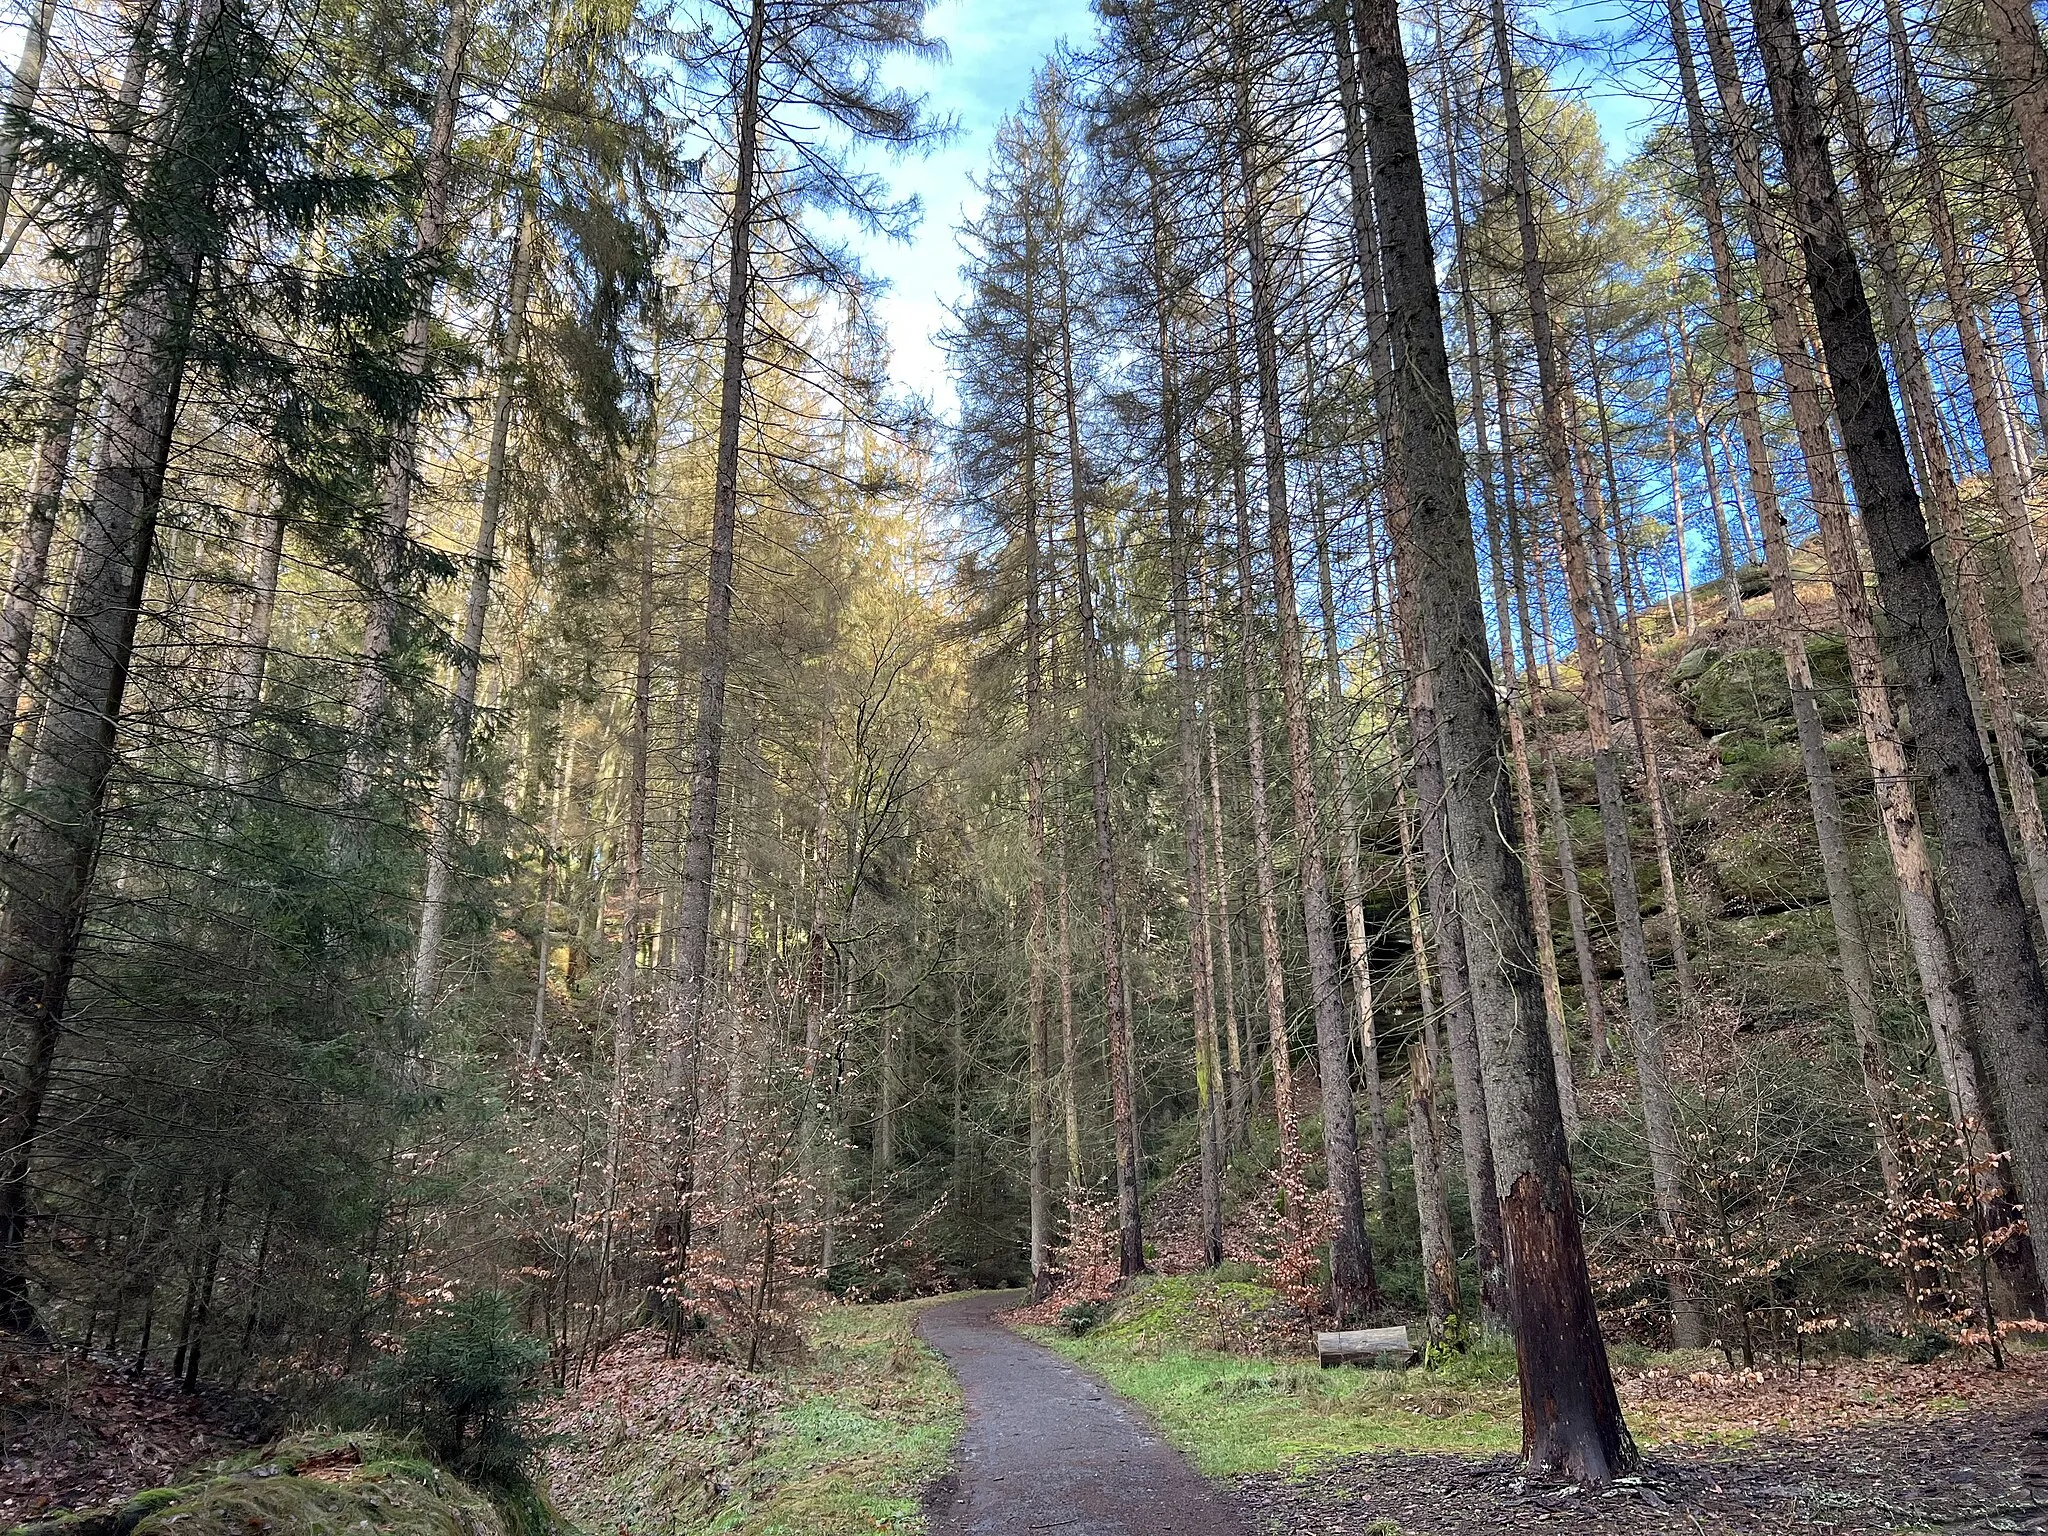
[1315,1324,1419,1368]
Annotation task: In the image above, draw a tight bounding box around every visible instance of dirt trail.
[918,1291,1246,1536]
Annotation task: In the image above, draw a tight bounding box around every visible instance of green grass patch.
[705,1299,963,1535]
[1026,1275,1521,1477]
[561,1296,967,1536]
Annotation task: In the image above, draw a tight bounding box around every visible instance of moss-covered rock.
[1676,641,1856,742]
[1702,822,1828,915]
[9,1435,508,1536]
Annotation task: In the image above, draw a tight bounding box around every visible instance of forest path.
[918,1291,1247,1536]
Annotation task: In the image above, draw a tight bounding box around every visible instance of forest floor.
[1033,1276,2048,1535]
[0,1333,270,1524]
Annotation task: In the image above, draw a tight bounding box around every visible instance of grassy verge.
[705,1298,964,1535]
[1025,1276,1521,1477]
[546,1295,966,1536]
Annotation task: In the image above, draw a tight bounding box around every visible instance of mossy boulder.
[1702,821,1828,915]
[1736,563,1771,599]
[1671,646,1719,684]
[1678,640,1855,741]
[9,1435,508,1536]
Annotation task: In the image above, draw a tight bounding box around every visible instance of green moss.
[9,1436,507,1536]
[1702,822,1827,915]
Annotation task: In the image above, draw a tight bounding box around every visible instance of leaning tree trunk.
[0,16,155,766]
[1350,0,1635,1480]
[1667,0,1904,1201]
[1698,0,2042,1310]
[1748,0,2048,1306]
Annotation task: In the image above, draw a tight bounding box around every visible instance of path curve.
[918,1291,1247,1536]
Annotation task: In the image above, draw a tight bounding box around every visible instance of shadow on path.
[918,1291,1247,1536]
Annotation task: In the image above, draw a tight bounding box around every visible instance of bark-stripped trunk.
[411,201,536,1004]
[1748,0,2048,1306]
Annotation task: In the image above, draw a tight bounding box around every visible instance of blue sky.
[861,0,1100,412]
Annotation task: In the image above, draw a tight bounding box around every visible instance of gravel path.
[918,1292,1247,1536]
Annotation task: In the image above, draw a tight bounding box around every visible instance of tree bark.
[1491,0,1703,1350]
[0,0,229,1332]
[339,3,471,812]
[1748,0,2048,1306]
[1349,0,1634,1479]
[412,199,536,1005]
[668,0,766,1099]
[1237,29,1376,1321]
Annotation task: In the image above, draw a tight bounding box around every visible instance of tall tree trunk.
[0,0,230,1332]
[1981,0,2048,291]
[0,0,55,247]
[1496,329,1611,1074]
[1223,276,1305,1222]
[210,495,285,790]
[1237,40,1376,1321]
[1057,864,1083,1192]
[669,0,766,1105]
[1200,589,1249,1146]
[599,493,655,1294]
[1350,0,1634,1479]
[412,201,536,1004]
[1697,0,2040,1310]
[1054,205,1142,1274]
[526,729,574,1063]
[1408,1044,1459,1339]
[1667,0,1903,1201]
[1022,219,1054,1297]
[1491,0,1703,1350]
[1748,0,2048,1306]
[1153,186,1225,1268]
[0,15,155,766]
[339,3,471,812]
